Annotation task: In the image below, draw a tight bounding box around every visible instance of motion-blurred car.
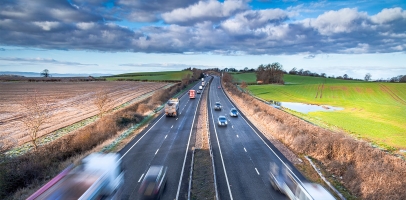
[218,116,227,126]
[229,108,238,117]
[214,102,222,110]
[139,165,167,200]
[218,86,221,89]
[197,90,201,94]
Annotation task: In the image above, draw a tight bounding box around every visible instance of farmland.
[106,70,192,81]
[0,81,172,148]
[232,73,406,150]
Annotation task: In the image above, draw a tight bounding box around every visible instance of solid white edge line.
[176,84,203,200]
[118,114,165,161]
[219,78,305,186]
[210,79,234,200]
[138,173,145,182]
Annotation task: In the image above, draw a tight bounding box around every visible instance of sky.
[0,0,406,79]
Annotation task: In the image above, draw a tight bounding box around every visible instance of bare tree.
[20,91,53,150]
[364,73,372,81]
[240,81,247,91]
[256,63,284,84]
[40,69,50,77]
[400,75,406,82]
[94,88,111,118]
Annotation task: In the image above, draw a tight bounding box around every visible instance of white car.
[214,102,222,110]
[218,116,227,126]
[230,108,238,117]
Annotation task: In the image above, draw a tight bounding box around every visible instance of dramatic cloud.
[162,0,248,25]
[0,1,405,55]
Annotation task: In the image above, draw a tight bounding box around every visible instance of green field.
[106,71,192,81]
[233,73,406,150]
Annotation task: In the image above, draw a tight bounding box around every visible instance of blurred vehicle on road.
[139,165,167,200]
[218,116,228,126]
[230,108,238,117]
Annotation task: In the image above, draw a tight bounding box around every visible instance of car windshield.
[216,103,220,106]
[219,117,226,121]
[231,109,237,113]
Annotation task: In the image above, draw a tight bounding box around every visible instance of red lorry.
[189,90,196,99]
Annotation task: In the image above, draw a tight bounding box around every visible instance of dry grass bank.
[222,79,406,200]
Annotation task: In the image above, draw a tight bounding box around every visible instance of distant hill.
[0,71,113,77]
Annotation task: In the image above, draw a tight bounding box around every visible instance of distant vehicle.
[214,102,222,110]
[202,78,204,81]
[197,90,201,94]
[139,165,167,200]
[218,86,221,89]
[165,98,179,117]
[199,86,203,90]
[268,162,335,200]
[189,90,196,99]
[202,81,205,86]
[230,108,238,117]
[27,153,124,200]
[218,116,227,126]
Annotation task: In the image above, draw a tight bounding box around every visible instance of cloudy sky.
[0,0,406,79]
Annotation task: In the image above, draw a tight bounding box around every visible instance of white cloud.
[76,22,95,30]
[371,7,406,24]
[221,8,289,33]
[301,8,368,35]
[162,0,248,24]
[33,21,60,31]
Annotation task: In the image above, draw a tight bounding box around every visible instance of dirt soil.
[0,81,170,147]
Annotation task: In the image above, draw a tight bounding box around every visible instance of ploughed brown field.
[0,81,170,147]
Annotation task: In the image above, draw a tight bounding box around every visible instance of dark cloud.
[0,1,405,55]
[0,48,5,51]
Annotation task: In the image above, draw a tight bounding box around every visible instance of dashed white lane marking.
[155,149,159,155]
[171,125,173,128]
[165,135,168,139]
[255,168,260,175]
[236,135,239,138]
[138,173,145,182]
[232,125,234,129]
[176,118,178,120]
[244,148,247,152]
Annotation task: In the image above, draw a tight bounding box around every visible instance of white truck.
[199,86,203,90]
[269,162,335,200]
[201,78,204,81]
[165,98,180,117]
[27,153,124,200]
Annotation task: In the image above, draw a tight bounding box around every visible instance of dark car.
[229,108,238,117]
[197,90,201,94]
[218,116,227,126]
[218,86,221,89]
[214,102,222,110]
[139,165,167,200]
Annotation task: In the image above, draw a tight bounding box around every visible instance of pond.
[269,100,344,114]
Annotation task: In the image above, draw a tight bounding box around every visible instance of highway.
[207,76,307,200]
[119,77,210,200]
